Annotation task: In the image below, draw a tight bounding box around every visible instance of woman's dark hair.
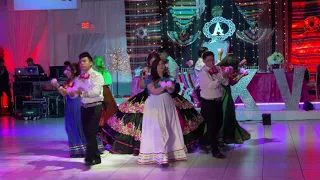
[64,61,71,66]
[78,52,93,62]
[198,47,208,58]
[147,52,161,67]
[150,57,169,81]
[0,58,4,63]
[67,63,81,77]
[202,51,214,61]
[216,54,239,70]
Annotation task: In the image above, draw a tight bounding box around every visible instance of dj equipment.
[49,66,67,81]
[14,66,39,76]
[22,98,48,120]
[14,76,49,82]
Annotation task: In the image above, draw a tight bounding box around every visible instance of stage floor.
[0,117,320,180]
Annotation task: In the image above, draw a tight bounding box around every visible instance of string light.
[106,48,131,75]
[231,1,234,48]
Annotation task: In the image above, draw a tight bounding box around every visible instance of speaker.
[47,95,65,117]
[22,99,47,120]
[262,113,271,125]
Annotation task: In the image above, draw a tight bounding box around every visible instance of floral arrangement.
[185,60,194,67]
[267,52,284,65]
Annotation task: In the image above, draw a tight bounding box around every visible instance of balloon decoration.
[168,0,204,46]
[233,0,274,44]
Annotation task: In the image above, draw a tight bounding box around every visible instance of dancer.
[70,52,104,166]
[194,47,209,102]
[138,57,187,166]
[199,51,231,158]
[216,50,251,145]
[51,63,104,158]
[100,52,204,156]
[158,48,179,80]
[93,56,118,126]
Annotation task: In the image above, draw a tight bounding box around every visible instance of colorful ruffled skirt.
[99,89,204,155]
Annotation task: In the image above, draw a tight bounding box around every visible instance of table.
[130,73,310,103]
[234,73,309,103]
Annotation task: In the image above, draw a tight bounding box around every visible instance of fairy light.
[231,1,234,48]
[283,0,288,65]
[268,1,272,56]
[237,2,241,59]
[107,48,130,75]
[275,0,278,46]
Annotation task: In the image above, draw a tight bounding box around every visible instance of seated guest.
[26,58,45,75]
[0,58,13,115]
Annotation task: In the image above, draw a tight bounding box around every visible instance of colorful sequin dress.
[63,80,104,157]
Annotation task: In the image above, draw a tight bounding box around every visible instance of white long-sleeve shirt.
[75,68,104,104]
[199,66,229,100]
[194,58,205,88]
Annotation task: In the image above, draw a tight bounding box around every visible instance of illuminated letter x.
[231,69,258,110]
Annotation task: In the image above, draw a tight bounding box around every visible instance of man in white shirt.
[194,47,208,102]
[159,49,179,80]
[73,52,104,166]
[199,51,231,159]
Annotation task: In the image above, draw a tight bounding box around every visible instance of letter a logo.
[212,23,224,36]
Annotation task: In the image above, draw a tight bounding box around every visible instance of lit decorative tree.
[106,48,131,98]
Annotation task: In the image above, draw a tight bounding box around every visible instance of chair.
[307,65,320,100]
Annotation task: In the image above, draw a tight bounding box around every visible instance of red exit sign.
[81,22,90,29]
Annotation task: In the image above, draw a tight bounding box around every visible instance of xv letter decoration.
[231,69,258,110]
[273,68,304,110]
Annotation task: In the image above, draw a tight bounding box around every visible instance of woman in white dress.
[138,57,187,167]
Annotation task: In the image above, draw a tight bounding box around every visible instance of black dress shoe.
[212,152,226,159]
[85,157,101,166]
[160,163,170,168]
[200,145,211,154]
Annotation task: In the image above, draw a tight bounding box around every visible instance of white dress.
[138,78,187,165]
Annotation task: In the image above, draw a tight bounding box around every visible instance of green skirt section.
[218,85,251,144]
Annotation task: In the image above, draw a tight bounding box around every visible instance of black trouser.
[0,87,13,114]
[81,104,102,160]
[200,98,223,153]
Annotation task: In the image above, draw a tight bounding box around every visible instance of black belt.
[82,101,102,108]
[202,97,222,101]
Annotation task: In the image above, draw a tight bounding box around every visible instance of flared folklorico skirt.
[138,93,187,165]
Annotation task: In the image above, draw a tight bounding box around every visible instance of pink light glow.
[234,102,320,106]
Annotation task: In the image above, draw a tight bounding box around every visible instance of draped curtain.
[0,8,49,74]
[68,33,107,62]
[53,0,131,82]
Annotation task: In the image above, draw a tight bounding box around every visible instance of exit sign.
[81,22,90,29]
